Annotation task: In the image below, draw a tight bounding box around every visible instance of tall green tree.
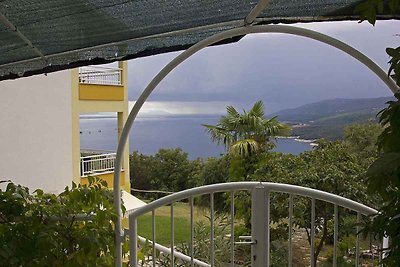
[251,140,368,266]
[203,101,289,157]
[362,94,400,266]
[355,2,400,265]
[130,148,203,193]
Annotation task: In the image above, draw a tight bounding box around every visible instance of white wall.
[0,71,73,193]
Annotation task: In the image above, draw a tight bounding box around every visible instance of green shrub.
[0,177,120,267]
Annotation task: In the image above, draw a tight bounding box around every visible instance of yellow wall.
[119,61,131,192]
[81,171,126,188]
[79,84,124,101]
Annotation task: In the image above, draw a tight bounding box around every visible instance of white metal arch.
[113,24,399,265]
[129,182,378,218]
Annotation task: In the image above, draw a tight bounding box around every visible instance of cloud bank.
[128,21,399,114]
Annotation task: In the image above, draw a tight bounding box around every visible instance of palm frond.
[230,139,260,158]
[263,117,290,136]
[202,124,234,148]
[249,100,265,118]
[226,105,240,118]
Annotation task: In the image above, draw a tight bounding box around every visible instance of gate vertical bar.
[252,185,269,267]
[152,210,156,267]
[310,198,315,267]
[382,236,389,262]
[288,194,293,267]
[333,205,338,267]
[210,193,215,267]
[129,216,138,267]
[190,197,194,266]
[171,203,175,267]
[356,212,360,267]
[81,158,84,176]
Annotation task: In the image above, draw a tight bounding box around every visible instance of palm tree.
[203,101,289,157]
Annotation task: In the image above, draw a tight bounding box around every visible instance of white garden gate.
[128,182,387,267]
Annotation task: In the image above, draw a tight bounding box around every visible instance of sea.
[80,117,313,159]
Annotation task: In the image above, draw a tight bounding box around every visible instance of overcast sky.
[127,20,400,116]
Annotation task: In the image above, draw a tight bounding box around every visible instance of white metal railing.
[128,182,388,267]
[80,148,115,154]
[80,152,116,177]
[79,66,122,86]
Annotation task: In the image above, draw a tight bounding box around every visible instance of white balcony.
[80,150,117,177]
[78,66,122,86]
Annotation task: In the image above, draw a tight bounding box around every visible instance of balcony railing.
[80,151,117,177]
[79,66,122,86]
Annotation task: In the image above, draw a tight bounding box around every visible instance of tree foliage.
[250,140,369,265]
[130,148,203,194]
[0,177,120,267]
[343,121,382,166]
[203,101,289,157]
[355,1,400,265]
[362,94,400,266]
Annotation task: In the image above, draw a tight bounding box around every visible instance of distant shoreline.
[80,114,221,120]
[276,136,318,147]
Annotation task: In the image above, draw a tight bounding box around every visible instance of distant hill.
[271,97,393,140]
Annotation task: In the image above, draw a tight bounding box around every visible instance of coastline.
[276,136,318,147]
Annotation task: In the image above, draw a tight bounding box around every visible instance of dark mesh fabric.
[0,0,399,80]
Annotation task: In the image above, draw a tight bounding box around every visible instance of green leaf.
[366,153,400,191]
[386,47,400,58]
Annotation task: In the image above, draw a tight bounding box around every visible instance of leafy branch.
[355,1,400,265]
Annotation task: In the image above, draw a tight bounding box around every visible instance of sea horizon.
[80,116,313,159]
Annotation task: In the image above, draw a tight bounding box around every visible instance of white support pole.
[114,24,399,266]
[190,197,194,266]
[333,205,338,267]
[152,210,156,267]
[356,212,361,267]
[288,194,293,267]
[129,217,138,267]
[230,191,235,267]
[310,198,316,267]
[210,193,215,267]
[382,236,389,263]
[251,185,269,267]
[170,203,175,266]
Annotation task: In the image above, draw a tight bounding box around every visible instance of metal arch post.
[113,24,399,266]
[245,0,270,25]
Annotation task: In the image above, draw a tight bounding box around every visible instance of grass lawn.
[137,202,209,246]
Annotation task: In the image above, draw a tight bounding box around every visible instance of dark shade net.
[0,0,399,80]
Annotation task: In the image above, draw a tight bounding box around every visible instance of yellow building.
[72,62,130,192]
[0,62,130,193]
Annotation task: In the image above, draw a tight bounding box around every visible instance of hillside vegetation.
[272,97,393,139]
